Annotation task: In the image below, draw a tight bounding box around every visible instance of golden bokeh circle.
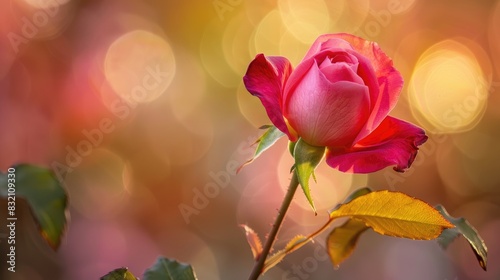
[104,30,176,104]
[409,39,489,133]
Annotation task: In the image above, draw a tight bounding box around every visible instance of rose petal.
[284,62,370,147]
[325,116,428,173]
[319,61,364,84]
[284,49,357,103]
[243,54,295,139]
[329,53,357,64]
[335,33,404,142]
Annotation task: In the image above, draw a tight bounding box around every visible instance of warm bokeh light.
[104,30,176,104]
[64,148,130,220]
[489,1,500,80]
[12,0,75,40]
[22,0,71,9]
[144,104,214,167]
[164,51,208,122]
[409,39,489,133]
[252,10,287,57]
[200,19,240,87]
[278,0,330,44]
[327,0,370,34]
[222,13,254,76]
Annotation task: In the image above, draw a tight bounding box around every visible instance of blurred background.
[0,0,499,279]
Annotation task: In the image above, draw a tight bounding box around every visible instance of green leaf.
[329,191,454,239]
[327,219,369,267]
[143,257,198,280]
[0,164,68,250]
[435,204,488,271]
[238,125,285,172]
[100,267,138,280]
[293,138,325,213]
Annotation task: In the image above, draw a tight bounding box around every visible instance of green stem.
[248,171,300,280]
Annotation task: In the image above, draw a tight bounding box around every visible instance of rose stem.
[248,171,300,280]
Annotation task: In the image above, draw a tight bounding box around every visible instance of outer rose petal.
[325,116,428,173]
[243,54,295,139]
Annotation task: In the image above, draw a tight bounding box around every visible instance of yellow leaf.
[262,235,309,274]
[329,191,454,239]
[327,219,369,267]
[284,234,308,252]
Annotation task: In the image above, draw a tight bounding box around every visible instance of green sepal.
[288,140,296,156]
[293,138,325,213]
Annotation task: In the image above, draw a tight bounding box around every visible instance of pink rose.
[243,33,427,173]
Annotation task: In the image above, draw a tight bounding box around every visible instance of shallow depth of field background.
[0,0,499,279]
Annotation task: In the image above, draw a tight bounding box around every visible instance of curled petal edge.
[325,116,428,174]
